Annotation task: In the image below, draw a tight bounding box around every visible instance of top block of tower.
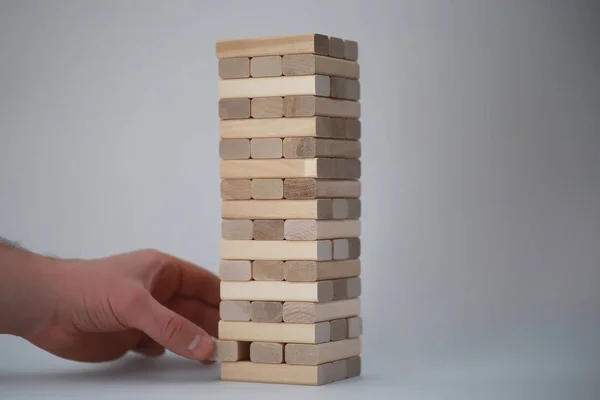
[216,33,358,61]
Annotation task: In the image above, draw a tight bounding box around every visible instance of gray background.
[0,0,599,398]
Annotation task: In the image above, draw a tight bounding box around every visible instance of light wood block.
[220,300,251,321]
[285,338,361,366]
[284,219,361,240]
[221,179,252,200]
[284,95,360,119]
[220,281,334,302]
[346,356,361,378]
[218,57,250,79]
[328,36,345,58]
[283,137,361,159]
[219,139,250,159]
[283,178,360,199]
[343,40,358,61]
[282,54,359,79]
[284,259,361,282]
[250,138,282,159]
[333,277,361,300]
[345,119,361,140]
[347,316,362,338]
[222,199,333,219]
[221,158,360,179]
[222,219,253,240]
[332,198,361,219]
[333,238,361,259]
[283,298,360,323]
[330,77,360,100]
[219,75,330,99]
[216,33,329,58]
[220,359,347,385]
[250,342,284,364]
[221,239,332,261]
[250,56,282,77]
[250,301,283,322]
[252,260,284,281]
[250,97,283,118]
[219,98,251,120]
[220,116,332,139]
[252,220,284,240]
[219,260,252,281]
[251,179,283,199]
[330,319,348,341]
[218,320,330,344]
[209,339,250,362]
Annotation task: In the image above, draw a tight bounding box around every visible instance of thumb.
[122,290,215,360]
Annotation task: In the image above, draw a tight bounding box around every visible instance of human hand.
[1,246,219,363]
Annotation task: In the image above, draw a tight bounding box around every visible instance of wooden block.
[252,260,284,281]
[328,36,345,58]
[220,280,334,302]
[222,199,333,219]
[219,260,252,281]
[283,178,360,199]
[332,198,361,219]
[333,277,361,300]
[333,238,360,259]
[216,33,329,58]
[218,320,330,344]
[346,356,361,378]
[330,77,360,100]
[253,220,284,240]
[250,342,284,364]
[283,137,361,159]
[218,57,250,79]
[284,259,361,282]
[250,138,282,159]
[222,219,253,240]
[345,119,361,140]
[219,75,330,99]
[284,95,360,119]
[250,97,283,118]
[284,219,361,240]
[282,54,359,79]
[331,117,346,139]
[219,98,251,120]
[330,319,348,341]
[220,116,332,139]
[209,339,250,362]
[250,301,283,322]
[220,359,347,385]
[250,56,282,77]
[221,159,360,179]
[220,300,251,321]
[283,298,360,323]
[251,179,283,199]
[343,40,358,61]
[221,179,252,200]
[219,139,250,159]
[347,316,362,338]
[285,338,361,365]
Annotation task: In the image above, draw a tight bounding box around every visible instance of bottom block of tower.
[221,357,360,386]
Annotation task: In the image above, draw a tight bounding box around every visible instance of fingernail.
[188,334,213,359]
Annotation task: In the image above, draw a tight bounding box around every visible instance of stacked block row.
[212,33,362,386]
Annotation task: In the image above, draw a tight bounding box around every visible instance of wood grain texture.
[219,75,330,99]
[250,97,283,118]
[285,338,361,365]
[216,33,329,58]
[218,320,331,344]
[219,260,252,281]
[220,116,332,139]
[250,138,282,159]
[219,98,251,120]
[221,239,333,261]
[220,280,334,302]
[284,219,361,240]
[251,179,283,199]
[332,277,361,300]
[332,198,361,219]
[220,359,347,385]
[250,342,284,364]
[221,179,252,200]
[250,301,283,322]
[282,54,359,79]
[218,57,250,78]
[253,220,284,240]
[250,56,282,77]
[220,300,251,321]
[252,260,284,280]
[283,95,360,118]
[284,259,361,282]
[222,199,333,219]
[221,158,360,179]
[330,77,360,100]
[222,219,253,240]
[282,298,360,323]
[209,339,250,362]
[283,137,361,159]
[283,178,360,199]
[332,238,361,259]
[219,139,250,159]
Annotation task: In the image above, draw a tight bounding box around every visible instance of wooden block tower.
[211,33,362,386]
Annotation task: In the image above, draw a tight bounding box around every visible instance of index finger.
[164,254,221,307]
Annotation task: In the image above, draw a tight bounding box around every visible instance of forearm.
[0,241,60,338]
